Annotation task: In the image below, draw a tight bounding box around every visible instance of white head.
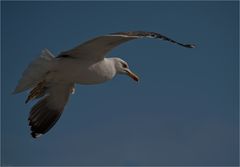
[112,57,139,82]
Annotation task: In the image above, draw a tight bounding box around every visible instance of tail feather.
[13,49,54,94]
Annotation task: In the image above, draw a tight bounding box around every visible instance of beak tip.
[126,69,139,82]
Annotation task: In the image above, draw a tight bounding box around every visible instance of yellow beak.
[125,69,139,82]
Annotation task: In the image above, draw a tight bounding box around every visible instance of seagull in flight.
[14,31,196,138]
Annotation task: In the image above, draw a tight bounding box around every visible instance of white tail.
[13,49,55,94]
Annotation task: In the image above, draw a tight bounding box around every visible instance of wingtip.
[25,99,29,104]
[185,44,196,48]
[31,132,42,138]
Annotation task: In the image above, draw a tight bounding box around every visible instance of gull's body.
[50,57,117,84]
[14,31,195,138]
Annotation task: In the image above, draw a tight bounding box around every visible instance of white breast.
[48,58,117,85]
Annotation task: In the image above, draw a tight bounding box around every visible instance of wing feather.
[57,31,195,61]
[28,84,73,138]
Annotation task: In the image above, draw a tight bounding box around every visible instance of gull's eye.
[121,63,128,68]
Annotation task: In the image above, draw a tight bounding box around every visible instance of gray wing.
[57,31,196,61]
[28,83,73,138]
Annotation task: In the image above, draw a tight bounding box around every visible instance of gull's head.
[113,58,139,82]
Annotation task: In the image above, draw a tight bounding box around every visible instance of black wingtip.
[31,132,37,138]
[25,99,29,104]
[31,132,42,138]
[184,44,196,48]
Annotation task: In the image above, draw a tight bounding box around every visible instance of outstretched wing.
[57,31,196,61]
[28,83,73,138]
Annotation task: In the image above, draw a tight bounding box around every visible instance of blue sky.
[1,1,239,166]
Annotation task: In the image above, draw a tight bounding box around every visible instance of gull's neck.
[93,58,117,80]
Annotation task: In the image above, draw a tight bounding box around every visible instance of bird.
[13,31,196,138]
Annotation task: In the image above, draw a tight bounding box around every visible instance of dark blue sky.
[1,1,239,166]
